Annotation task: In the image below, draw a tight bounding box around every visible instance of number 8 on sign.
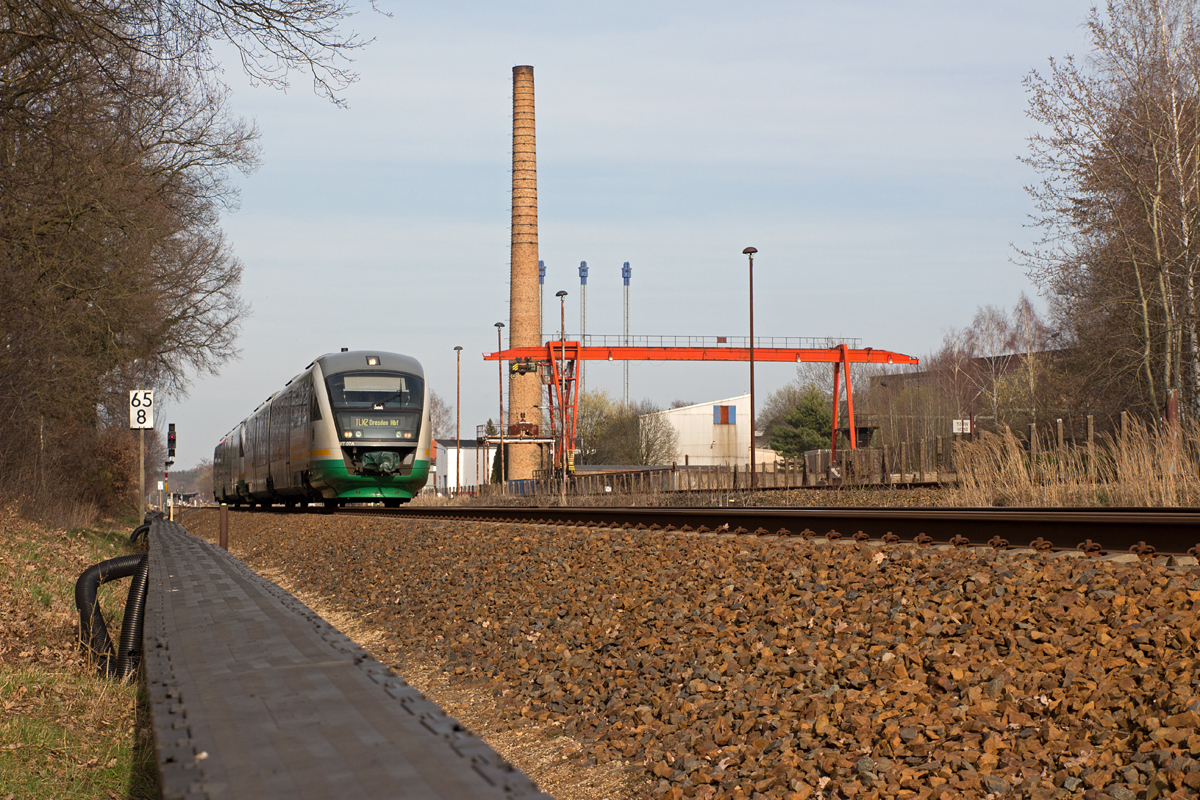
[130,390,154,429]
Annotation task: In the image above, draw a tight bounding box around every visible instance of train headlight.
[354,430,363,438]
[343,431,352,438]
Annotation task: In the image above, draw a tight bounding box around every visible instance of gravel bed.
[182,509,1200,800]
[438,486,955,510]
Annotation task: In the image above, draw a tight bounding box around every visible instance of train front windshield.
[326,371,424,441]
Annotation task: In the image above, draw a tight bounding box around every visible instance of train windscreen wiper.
[372,391,409,410]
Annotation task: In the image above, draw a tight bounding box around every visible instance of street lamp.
[495,322,505,487]
[454,345,462,496]
[743,246,758,489]
[533,403,552,475]
[555,290,568,488]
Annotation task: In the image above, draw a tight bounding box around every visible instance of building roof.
[646,394,750,416]
[435,438,488,449]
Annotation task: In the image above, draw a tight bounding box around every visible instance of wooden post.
[1056,418,1064,450]
[1029,423,1038,479]
[1087,414,1094,483]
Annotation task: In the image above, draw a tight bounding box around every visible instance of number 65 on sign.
[130,390,154,429]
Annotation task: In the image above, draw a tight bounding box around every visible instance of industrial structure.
[494,66,918,481]
[486,338,919,478]
[506,65,542,480]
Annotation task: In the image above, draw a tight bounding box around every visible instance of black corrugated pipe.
[130,511,163,544]
[75,554,147,677]
[114,554,150,679]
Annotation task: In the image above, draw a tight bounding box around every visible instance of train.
[213,349,431,508]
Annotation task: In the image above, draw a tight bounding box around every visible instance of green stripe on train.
[310,458,430,499]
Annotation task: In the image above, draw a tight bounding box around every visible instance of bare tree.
[428,390,453,440]
[574,392,678,465]
[1022,0,1200,418]
[0,39,255,515]
[757,383,810,442]
[0,0,368,124]
[575,390,619,466]
[631,400,680,466]
[0,0,376,518]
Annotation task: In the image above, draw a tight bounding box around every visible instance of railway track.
[324,505,1200,558]
[187,505,1200,798]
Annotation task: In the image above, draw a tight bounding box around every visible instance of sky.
[162,0,1098,471]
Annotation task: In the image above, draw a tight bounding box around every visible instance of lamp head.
[495,322,504,328]
[454,345,463,351]
[555,290,567,298]
[743,247,758,255]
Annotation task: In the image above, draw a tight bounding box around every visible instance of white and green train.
[213,350,431,508]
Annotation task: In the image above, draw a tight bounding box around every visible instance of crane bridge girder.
[484,343,919,472]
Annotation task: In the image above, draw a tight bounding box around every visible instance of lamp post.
[495,322,505,488]
[454,345,462,496]
[743,247,758,489]
[555,290,568,490]
[533,404,548,473]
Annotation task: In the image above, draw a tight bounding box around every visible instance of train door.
[240,422,249,496]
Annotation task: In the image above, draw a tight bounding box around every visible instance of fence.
[422,414,1197,507]
[447,438,967,501]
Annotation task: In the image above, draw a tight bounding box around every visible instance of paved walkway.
[143,519,551,800]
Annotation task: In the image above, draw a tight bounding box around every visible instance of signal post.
[129,390,154,520]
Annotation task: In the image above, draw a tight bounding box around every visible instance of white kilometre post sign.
[130,390,154,520]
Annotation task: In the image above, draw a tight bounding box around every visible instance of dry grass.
[0,505,157,799]
[440,419,1199,510]
[6,490,102,533]
[950,418,1200,507]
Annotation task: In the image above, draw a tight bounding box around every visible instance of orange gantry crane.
[485,338,919,475]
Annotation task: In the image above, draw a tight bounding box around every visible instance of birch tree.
[1022,0,1200,418]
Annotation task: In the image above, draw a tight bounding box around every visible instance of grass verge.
[0,504,157,799]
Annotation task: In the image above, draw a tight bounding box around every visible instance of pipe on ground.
[114,555,149,678]
[75,553,148,678]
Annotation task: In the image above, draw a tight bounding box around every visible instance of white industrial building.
[643,394,778,467]
[431,439,497,494]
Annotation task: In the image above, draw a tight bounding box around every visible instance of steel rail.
[335,505,1200,558]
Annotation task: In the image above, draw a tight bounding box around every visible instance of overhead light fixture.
[366,356,380,366]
